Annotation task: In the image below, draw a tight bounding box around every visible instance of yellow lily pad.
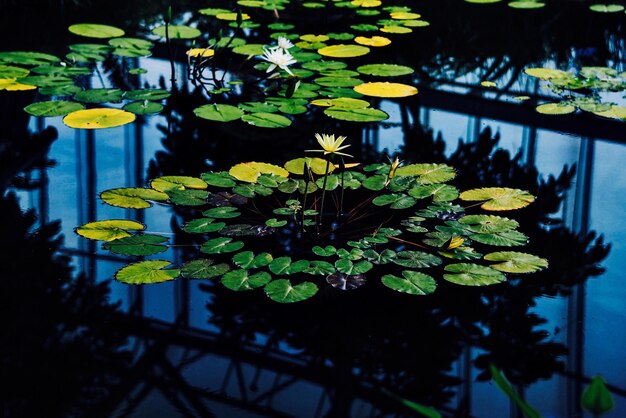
[524,67,570,79]
[354,36,391,47]
[230,162,289,183]
[535,103,576,115]
[353,82,418,98]
[317,44,370,58]
[380,26,413,34]
[0,78,37,91]
[284,157,335,175]
[63,108,136,129]
[75,219,145,241]
[460,187,535,211]
[592,105,626,121]
[351,0,382,7]
[390,12,421,19]
[186,48,215,58]
[481,81,497,87]
[215,12,250,21]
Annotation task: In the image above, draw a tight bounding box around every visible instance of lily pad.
[382,271,436,295]
[356,63,414,77]
[0,65,29,78]
[151,176,207,192]
[115,260,179,284]
[408,184,459,201]
[74,89,124,103]
[100,187,168,209]
[125,89,170,101]
[317,44,370,58]
[123,101,163,115]
[183,219,226,233]
[166,189,209,206]
[103,234,168,256]
[484,251,548,273]
[229,162,289,183]
[460,187,535,211]
[203,206,241,219]
[24,100,84,117]
[152,25,201,39]
[181,259,230,279]
[393,250,442,268]
[69,23,125,39]
[194,104,245,122]
[470,230,529,246]
[201,237,244,254]
[241,112,292,128]
[443,263,506,286]
[536,103,576,115]
[354,82,418,97]
[233,251,273,269]
[372,193,416,209]
[326,273,367,290]
[75,219,144,241]
[458,215,519,233]
[264,279,318,303]
[222,269,272,291]
[324,107,389,122]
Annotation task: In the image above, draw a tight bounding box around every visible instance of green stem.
[318,159,331,228]
[338,156,345,222]
[301,163,310,231]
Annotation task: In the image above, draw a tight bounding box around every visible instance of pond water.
[1,1,625,417]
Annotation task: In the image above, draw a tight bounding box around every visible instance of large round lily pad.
[382,271,437,295]
[68,23,125,38]
[264,279,318,303]
[317,44,370,58]
[460,187,535,211]
[443,263,506,286]
[115,260,180,284]
[24,100,84,117]
[484,251,548,273]
[75,219,144,241]
[353,82,418,97]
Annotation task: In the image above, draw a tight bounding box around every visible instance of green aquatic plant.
[76,135,547,303]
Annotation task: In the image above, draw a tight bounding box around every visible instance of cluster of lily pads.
[524,66,626,120]
[465,0,626,13]
[75,136,547,303]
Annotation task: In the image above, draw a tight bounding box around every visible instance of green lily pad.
[103,234,168,256]
[460,187,535,211]
[24,100,85,117]
[183,219,225,233]
[201,237,244,254]
[324,107,389,122]
[589,4,624,12]
[264,279,318,303]
[166,189,209,206]
[123,101,163,115]
[203,206,241,219]
[201,172,237,188]
[395,163,456,183]
[75,219,144,241]
[408,184,459,202]
[241,112,292,128]
[443,263,506,286]
[335,259,373,275]
[100,187,169,209]
[125,89,170,101]
[313,245,337,257]
[536,103,576,115]
[508,1,545,8]
[356,64,414,77]
[0,65,30,78]
[269,257,310,274]
[181,259,230,279]
[0,51,60,66]
[194,104,245,122]
[484,251,548,273]
[372,193,416,209]
[470,230,528,246]
[152,25,201,39]
[115,260,180,284]
[362,249,396,264]
[222,269,272,291]
[233,251,273,269]
[458,215,519,233]
[151,176,208,192]
[69,23,125,39]
[74,88,124,103]
[393,250,442,268]
[381,271,437,295]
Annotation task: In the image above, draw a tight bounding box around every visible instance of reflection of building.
[8,56,626,417]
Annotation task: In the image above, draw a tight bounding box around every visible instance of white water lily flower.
[275,36,294,50]
[306,133,353,158]
[260,47,297,75]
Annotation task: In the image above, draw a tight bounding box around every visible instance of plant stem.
[338,156,345,222]
[318,159,331,228]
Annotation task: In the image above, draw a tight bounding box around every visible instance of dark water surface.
[1,1,625,417]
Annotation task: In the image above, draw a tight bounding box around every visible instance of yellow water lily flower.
[307,133,354,158]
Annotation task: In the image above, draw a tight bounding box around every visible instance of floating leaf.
[201,172,237,188]
[166,189,209,206]
[222,269,271,291]
[181,259,230,279]
[0,79,36,91]
[152,25,201,39]
[363,249,396,264]
[115,260,179,284]
[589,4,624,12]
[103,234,168,256]
[317,44,370,58]
[393,251,442,268]
[536,103,576,115]
[508,1,545,9]
[0,65,29,78]
[0,51,60,66]
[186,48,215,58]
[443,263,506,286]
[592,105,626,121]
[382,271,436,295]
[74,88,123,103]
[484,251,548,273]
[581,376,615,415]
[125,89,170,101]
[326,273,367,290]
[335,259,373,275]
[354,82,417,97]
[229,162,289,183]
[203,206,241,219]
[220,224,275,237]
[63,108,135,129]
[460,187,535,211]
[380,26,412,34]
[356,63,414,77]
[194,104,245,122]
[524,68,570,79]
[458,215,519,233]
[408,184,459,201]
[470,230,528,246]
[270,257,310,274]
[313,245,337,256]
[394,163,456,183]
[100,187,168,209]
[24,100,84,117]
[151,176,207,192]
[372,194,416,209]
[264,279,318,303]
[69,23,125,38]
[123,101,163,115]
[75,219,144,241]
[324,107,389,122]
[354,36,391,47]
[201,237,244,254]
[233,251,273,269]
[183,219,225,233]
[241,112,292,128]
[310,97,370,108]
